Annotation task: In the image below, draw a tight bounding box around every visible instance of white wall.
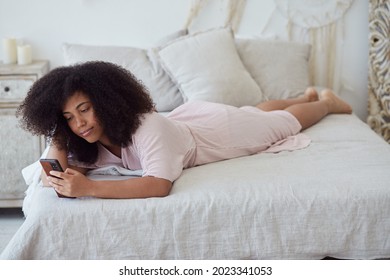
[0,0,369,120]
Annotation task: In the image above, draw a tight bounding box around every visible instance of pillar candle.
[17,45,32,65]
[2,38,17,64]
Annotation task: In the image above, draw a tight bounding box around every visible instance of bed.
[1,28,390,259]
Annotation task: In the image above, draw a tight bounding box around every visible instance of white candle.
[17,45,32,65]
[2,38,17,64]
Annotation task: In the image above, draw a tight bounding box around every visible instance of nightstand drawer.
[0,75,36,103]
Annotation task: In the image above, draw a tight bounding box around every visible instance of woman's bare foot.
[320,89,352,114]
[303,87,319,102]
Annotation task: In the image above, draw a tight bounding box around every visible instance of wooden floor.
[0,208,25,254]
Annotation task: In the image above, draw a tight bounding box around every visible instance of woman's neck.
[98,136,122,158]
[101,143,121,158]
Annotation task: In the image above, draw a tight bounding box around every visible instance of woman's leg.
[256,87,352,130]
[256,87,319,111]
[284,89,352,130]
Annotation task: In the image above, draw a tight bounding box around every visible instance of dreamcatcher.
[273,0,354,91]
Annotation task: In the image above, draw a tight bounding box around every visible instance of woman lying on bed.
[17,61,352,199]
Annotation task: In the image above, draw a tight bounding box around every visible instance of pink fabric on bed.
[77,101,310,181]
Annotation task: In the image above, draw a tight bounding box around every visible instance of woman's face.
[62,91,108,144]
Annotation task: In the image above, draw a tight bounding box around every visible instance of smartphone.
[39,159,75,198]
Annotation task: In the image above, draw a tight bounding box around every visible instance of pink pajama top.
[73,101,305,182]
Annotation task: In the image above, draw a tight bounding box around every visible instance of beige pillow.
[62,31,188,112]
[236,38,311,100]
[157,28,264,107]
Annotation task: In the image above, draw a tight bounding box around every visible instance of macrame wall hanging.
[272,0,354,92]
[184,0,354,94]
[184,0,247,33]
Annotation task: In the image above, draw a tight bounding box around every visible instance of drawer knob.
[4,86,10,92]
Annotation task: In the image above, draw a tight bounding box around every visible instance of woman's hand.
[47,168,92,198]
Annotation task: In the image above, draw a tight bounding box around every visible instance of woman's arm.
[91,176,172,198]
[47,168,173,198]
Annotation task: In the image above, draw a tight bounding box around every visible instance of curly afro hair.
[16,61,155,164]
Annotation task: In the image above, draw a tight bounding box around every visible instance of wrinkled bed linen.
[2,114,390,260]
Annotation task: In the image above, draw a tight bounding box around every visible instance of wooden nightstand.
[0,60,49,207]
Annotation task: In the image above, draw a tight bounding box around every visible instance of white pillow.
[62,31,188,112]
[156,28,264,107]
[236,38,311,100]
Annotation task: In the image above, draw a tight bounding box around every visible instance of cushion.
[62,31,188,112]
[156,28,264,107]
[235,38,311,100]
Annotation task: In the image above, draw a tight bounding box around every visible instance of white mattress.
[1,114,390,259]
